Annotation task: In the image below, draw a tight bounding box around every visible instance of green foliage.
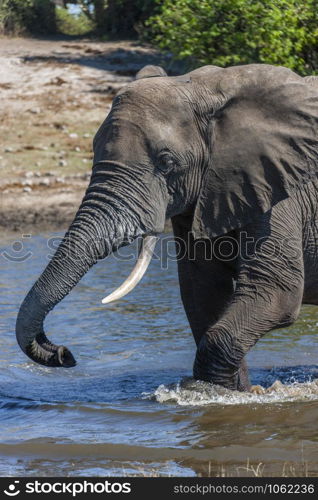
[56,6,94,35]
[147,0,318,75]
[0,0,56,35]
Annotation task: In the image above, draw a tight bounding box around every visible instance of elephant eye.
[157,152,177,172]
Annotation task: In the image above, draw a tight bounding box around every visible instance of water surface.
[0,232,317,476]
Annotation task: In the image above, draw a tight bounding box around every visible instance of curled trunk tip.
[16,311,77,368]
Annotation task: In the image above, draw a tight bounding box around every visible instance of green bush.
[0,0,56,35]
[56,6,94,36]
[147,0,318,75]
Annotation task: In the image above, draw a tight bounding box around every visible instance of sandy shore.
[0,37,168,233]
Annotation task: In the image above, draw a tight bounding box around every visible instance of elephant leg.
[193,211,305,391]
[172,215,236,346]
[194,275,304,390]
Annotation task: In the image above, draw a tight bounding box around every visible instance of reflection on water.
[0,232,317,476]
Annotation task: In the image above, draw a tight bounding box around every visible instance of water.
[0,232,317,477]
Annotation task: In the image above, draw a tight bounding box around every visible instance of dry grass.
[209,458,312,478]
[103,456,317,477]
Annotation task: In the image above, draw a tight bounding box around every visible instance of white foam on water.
[143,377,318,406]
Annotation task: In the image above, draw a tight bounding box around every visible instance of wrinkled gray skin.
[16,64,318,391]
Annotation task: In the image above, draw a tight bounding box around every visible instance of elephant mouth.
[101,234,158,304]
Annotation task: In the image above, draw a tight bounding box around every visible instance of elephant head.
[16,64,318,389]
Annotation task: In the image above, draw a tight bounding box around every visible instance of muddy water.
[0,232,317,477]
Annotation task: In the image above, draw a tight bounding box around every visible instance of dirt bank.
[0,37,170,233]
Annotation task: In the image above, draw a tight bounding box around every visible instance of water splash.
[144,377,318,406]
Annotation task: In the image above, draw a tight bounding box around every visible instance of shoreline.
[0,37,171,234]
[0,180,86,234]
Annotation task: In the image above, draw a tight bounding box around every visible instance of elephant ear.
[191,65,318,239]
[135,65,167,80]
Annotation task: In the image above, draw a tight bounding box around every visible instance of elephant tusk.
[101,235,158,304]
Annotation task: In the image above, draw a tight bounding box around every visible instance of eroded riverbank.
[0,37,170,232]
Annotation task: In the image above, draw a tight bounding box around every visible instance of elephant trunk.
[16,172,143,367]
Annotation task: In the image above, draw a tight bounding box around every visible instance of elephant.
[135,64,167,80]
[16,63,318,392]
